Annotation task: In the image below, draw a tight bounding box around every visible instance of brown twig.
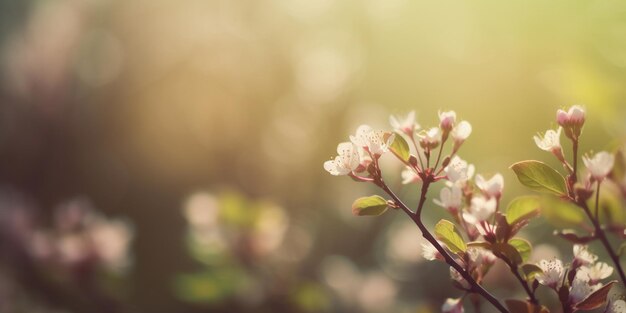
[376,176,508,313]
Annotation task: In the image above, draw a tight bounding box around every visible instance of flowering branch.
[327,106,625,313]
[375,175,508,313]
[574,193,626,287]
[555,106,626,287]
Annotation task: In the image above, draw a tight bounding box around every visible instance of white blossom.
[350,125,394,156]
[534,127,562,152]
[573,245,598,266]
[419,127,441,149]
[442,297,464,313]
[536,259,564,288]
[88,217,133,272]
[608,300,626,313]
[433,186,463,211]
[570,271,599,304]
[444,156,475,184]
[475,173,504,198]
[557,105,585,127]
[401,167,421,184]
[421,242,439,261]
[451,120,472,149]
[579,262,613,283]
[467,247,496,267]
[450,268,469,288]
[462,195,496,225]
[438,110,457,131]
[389,111,419,135]
[324,142,360,176]
[583,151,615,180]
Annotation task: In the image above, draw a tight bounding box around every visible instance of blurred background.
[1,0,626,312]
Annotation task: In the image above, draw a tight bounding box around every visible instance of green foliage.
[539,196,586,229]
[434,219,466,254]
[175,268,249,304]
[387,132,411,162]
[510,161,567,196]
[467,241,491,249]
[351,196,389,216]
[506,196,540,225]
[219,192,257,227]
[291,283,330,312]
[492,242,523,265]
[520,264,543,281]
[186,233,229,266]
[508,238,531,263]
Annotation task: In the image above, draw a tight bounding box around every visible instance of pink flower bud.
[557,105,586,139]
[438,110,457,132]
[557,105,586,127]
[556,109,569,126]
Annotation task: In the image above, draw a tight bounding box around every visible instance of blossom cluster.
[324,105,626,313]
[536,245,614,305]
[324,110,471,180]
[27,199,134,273]
[534,105,615,184]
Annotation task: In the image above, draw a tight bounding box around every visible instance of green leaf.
[493,242,523,265]
[175,268,248,303]
[386,132,411,162]
[467,241,491,249]
[434,219,467,254]
[510,160,567,195]
[506,196,540,225]
[351,196,389,216]
[575,281,617,310]
[521,264,543,281]
[509,238,532,263]
[539,196,585,229]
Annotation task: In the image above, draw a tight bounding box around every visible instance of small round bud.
[557,105,586,139]
[438,110,457,132]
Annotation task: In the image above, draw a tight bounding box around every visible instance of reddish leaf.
[575,281,617,311]
[555,230,595,244]
[495,213,512,242]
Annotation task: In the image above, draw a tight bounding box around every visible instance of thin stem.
[410,137,425,170]
[433,140,446,171]
[503,259,538,305]
[378,179,508,313]
[595,181,601,222]
[577,197,626,286]
[572,139,578,182]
